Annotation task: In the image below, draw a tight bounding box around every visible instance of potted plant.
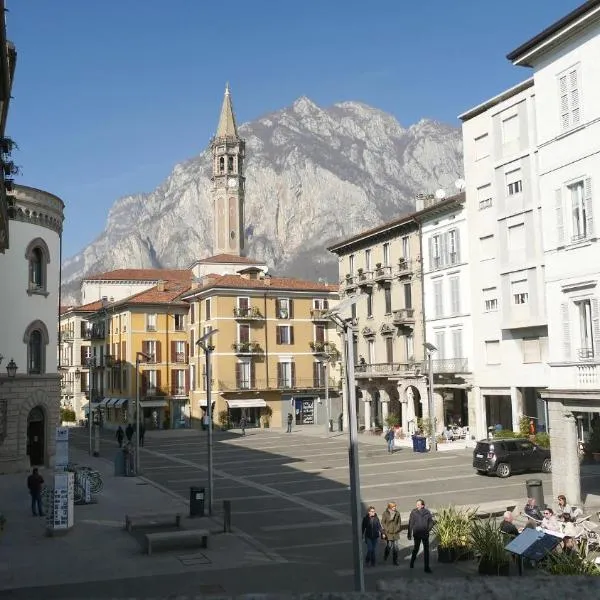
[218,409,230,430]
[433,505,477,563]
[470,518,510,576]
[261,405,272,428]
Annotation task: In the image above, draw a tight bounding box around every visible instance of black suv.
[473,438,551,478]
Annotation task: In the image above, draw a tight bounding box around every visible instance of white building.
[0,184,64,472]
[507,0,600,505]
[460,79,549,441]
[419,192,475,431]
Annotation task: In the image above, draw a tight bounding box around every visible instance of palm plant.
[433,505,478,562]
[470,518,510,575]
[545,540,600,575]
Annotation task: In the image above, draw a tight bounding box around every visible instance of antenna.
[454,178,466,191]
[434,188,446,200]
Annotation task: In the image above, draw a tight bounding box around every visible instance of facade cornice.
[9,184,65,235]
[182,287,339,301]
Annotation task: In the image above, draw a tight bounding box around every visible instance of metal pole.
[135,357,140,474]
[88,400,92,456]
[324,360,330,435]
[344,322,365,592]
[428,352,437,452]
[206,347,214,516]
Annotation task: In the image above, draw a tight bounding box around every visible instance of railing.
[310,308,329,320]
[233,306,264,320]
[232,342,262,355]
[578,347,595,360]
[309,341,334,353]
[373,265,393,281]
[144,387,168,397]
[550,363,599,388]
[432,358,469,373]
[170,386,188,396]
[392,308,415,325]
[355,362,412,376]
[173,352,186,363]
[357,270,374,286]
[80,329,92,340]
[104,355,116,367]
[61,384,74,395]
[90,328,105,340]
[219,378,337,391]
[60,331,74,343]
[397,259,413,277]
[342,275,357,288]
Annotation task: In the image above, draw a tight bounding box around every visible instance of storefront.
[226,398,266,428]
[140,399,168,430]
[294,397,316,425]
[170,399,189,428]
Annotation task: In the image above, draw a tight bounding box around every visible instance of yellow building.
[182,268,341,430]
[87,280,191,430]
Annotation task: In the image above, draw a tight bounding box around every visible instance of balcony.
[373,265,393,283]
[170,386,188,397]
[392,308,415,327]
[232,341,262,355]
[356,270,374,287]
[145,387,168,398]
[355,362,413,378]
[396,259,413,278]
[549,363,599,389]
[219,377,337,391]
[342,275,357,291]
[310,308,329,321]
[90,327,105,340]
[221,378,265,391]
[105,355,116,368]
[233,306,264,320]
[578,347,595,361]
[309,341,335,354]
[432,358,469,374]
[173,352,186,363]
[81,329,92,340]
[60,331,74,343]
[61,384,74,395]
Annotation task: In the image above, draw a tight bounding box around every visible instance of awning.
[97,398,111,408]
[113,398,128,408]
[226,399,267,409]
[198,399,207,407]
[140,399,168,409]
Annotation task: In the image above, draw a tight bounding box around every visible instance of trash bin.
[114,450,125,476]
[190,486,205,518]
[526,479,545,509]
[329,419,334,432]
[412,435,427,453]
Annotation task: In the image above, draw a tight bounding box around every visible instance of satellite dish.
[455,178,466,191]
[435,188,446,200]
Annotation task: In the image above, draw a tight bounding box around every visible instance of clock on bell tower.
[211,83,246,256]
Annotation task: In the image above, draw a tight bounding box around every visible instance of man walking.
[116,426,124,448]
[139,423,146,447]
[240,415,247,436]
[27,467,45,517]
[407,498,433,573]
[125,423,134,443]
[286,412,293,433]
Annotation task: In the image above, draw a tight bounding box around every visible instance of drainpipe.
[417,218,431,428]
[263,292,268,387]
[166,309,170,429]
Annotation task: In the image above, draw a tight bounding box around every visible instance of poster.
[55,427,69,471]
[49,472,74,531]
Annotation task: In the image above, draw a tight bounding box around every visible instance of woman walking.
[361,505,383,567]
[381,502,402,565]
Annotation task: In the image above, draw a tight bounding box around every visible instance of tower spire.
[216,82,238,139]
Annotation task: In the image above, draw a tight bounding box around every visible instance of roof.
[83,268,192,282]
[328,192,465,253]
[506,0,600,66]
[196,253,258,265]
[104,281,191,310]
[215,84,239,139]
[182,274,338,299]
[60,300,105,316]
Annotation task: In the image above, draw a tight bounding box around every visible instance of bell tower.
[211,83,246,256]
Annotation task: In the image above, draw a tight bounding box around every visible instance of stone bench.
[125,512,182,532]
[145,528,209,555]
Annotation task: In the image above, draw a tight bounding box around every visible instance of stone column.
[363,389,372,431]
[434,391,444,434]
[548,400,581,506]
[398,383,409,433]
[510,387,523,433]
[380,389,390,427]
[468,386,485,441]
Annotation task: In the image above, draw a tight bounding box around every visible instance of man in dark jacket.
[407,498,433,573]
[27,467,45,517]
[361,506,383,567]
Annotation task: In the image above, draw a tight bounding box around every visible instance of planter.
[478,559,510,576]
[438,546,473,563]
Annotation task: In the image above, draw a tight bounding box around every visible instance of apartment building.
[507,0,600,505]
[418,192,475,432]
[87,280,191,430]
[460,78,549,440]
[183,270,340,430]
[328,214,426,433]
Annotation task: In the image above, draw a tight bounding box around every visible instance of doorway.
[294,398,315,425]
[27,406,45,466]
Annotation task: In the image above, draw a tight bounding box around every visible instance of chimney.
[157,280,165,292]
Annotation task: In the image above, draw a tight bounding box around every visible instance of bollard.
[223,499,232,533]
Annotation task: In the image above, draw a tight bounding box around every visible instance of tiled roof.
[196,254,259,265]
[83,268,192,282]
[61,300,105,315]
[112,281,191,307]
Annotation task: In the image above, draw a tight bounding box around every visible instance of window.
[449,277,460,314]
[24,320,49,375]
[404,283,412,310]
[575,299,594,358]
[452,329,463,359]
[401,236,410,259]
[501,114,519,144]
[190,303,195,325]
[506,168,522,196]
[366,290,373,317]
[174,314,185,331]
[146,370,158,394]
[522,337,541,363]
[313,298,329,310]
[143,340,159,363]
[434,330,445,359]
[405,334,414,360]
[479,235,495,261]
[146,314,157,331]
[365,249,372,271]
[569,180,593,242]
[276,298,292,319]
[278,361,294,388]
[384,285,392,314]
[474,134,489,161]
[314,324,326,343]
[349,254,355,273]
[367,339,375,364]
[205,299,212,320]
[236,360,252,389]
[508,223,526,254]
[173,340,186,362]
[433,280,443,318]
[559,67,581,131]
[219,156,225,173]
[383,243,390,266]
[485,340,501,365]
[483,287,498,312]
[238,324,250,343]
[171,369,186,395]
[448,229,459,264]
[25,238,50,295]
[431,234,441,269]
[477,184,493,210]
[385,337,394,363]
[276,325,294,345]
[512,279,529,305]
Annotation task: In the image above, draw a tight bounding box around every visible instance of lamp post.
[135,351,152,475]
[425,342,437,453]
[196,328,219,517]
[323,294,365,592]
[0,358,18,386]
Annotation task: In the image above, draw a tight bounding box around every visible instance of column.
[434,391,444,434]
[467,386,484,442]
[510,386,523,433]
[380,389,390,427]
[398,383,409,433]
[363,389,372,431]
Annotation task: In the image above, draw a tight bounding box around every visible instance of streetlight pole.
[197,328,219,517]
[425,342,437,453]
[324,295,365,592]
[323,358,330,436]
[135,351,151,475]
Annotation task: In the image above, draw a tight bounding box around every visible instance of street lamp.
[196,328,219,517]
[425,342,437,453]
[135,351,152,474]
[323,294,365,593]
[0,358,18,385]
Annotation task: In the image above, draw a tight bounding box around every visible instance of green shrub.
[534,432,550,448]
[433,505,478,549]
[60,408,76,422]
[385,414,400,428]
[493,429,517,439]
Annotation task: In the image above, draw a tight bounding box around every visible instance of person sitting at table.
[500,511,519,537]
[541,508,560,532]
[556,495,583,521]
[524,497,543,522]
[561,536,578,557]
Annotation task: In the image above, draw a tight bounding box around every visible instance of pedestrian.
[384,428,395,454]
[116,425,124,448]
[287,412,293,433]
[240,415,247,436]
[139,423,145,447]
[361,505,383,567]
[381,502,402,565]
[27,467,45,517]
[125,423,134,443]
[407,498,433,573]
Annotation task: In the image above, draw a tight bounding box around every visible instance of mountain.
[61,97,463,303]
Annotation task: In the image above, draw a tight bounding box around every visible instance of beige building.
[328,215,427,434]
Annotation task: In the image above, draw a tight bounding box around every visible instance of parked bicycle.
[66,462,104,495]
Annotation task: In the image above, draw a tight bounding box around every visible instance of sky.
[6,0,582,259]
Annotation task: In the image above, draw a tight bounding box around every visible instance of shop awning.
[112,398,128,408]
[140,399,168,409]
[97,398,111,408]
[226,399,267,409]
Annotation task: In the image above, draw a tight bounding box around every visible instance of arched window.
[219,156,225,174]
[23,320,49,375]
[25,238,50,296]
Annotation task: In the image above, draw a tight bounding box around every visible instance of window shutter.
[428,237,433,271]
[291,362,296,387]
[289,299,294,319]
[450,278,460,314]
[155,341,162,363]
[570,70,580,126]
[559,75,569,129]
[592,298,600,359]
[584,177,593,237]
[80,346,86,365]
[454,229,461,263]
[441,233,448,267]
[250,362,256,388]
[185,342,189,360]
[190,303,195,324]
[452,329,463,359]
[171,369,177,395]
[141,371,148,394]
[290,326,295,345]
[324,299,329,309]
[434,281,443,318]
[171,341,176,362]
[276,326,281,345]
[275,298,281,314]
[561,302,571,360]
[156,370,161,390]
[555,189,564,246]
[313,362,319,384]
[235,363,241,388]
[277,363,282,386]
[121,341,126,361]
[185,368,190,393]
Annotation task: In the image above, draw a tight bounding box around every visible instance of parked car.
[473,438,551,478]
